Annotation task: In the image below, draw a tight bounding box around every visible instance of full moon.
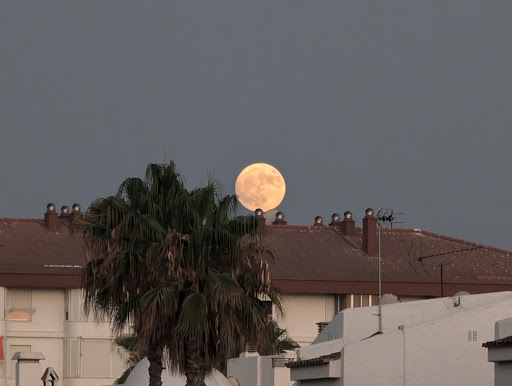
[235,163,286,212]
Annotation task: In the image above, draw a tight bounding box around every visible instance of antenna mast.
[375,208,405,334]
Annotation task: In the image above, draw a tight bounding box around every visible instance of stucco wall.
[311,292,512,348]
[227,356,273,386]
[227,354,295,386]
[276,294,336,346]
[495,362,512,386]
[273,365,295,386]
[0,287,126,386]
[5,288,65,384]
[295,292,512,386]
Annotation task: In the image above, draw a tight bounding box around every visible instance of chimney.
[313,216,324,227]
[70,203,82,225]
[44,203,59,230]
[341,211,356,236]
[362,208,378,255]
[329,213,342,229]
[272,211,287,225]
[12,352,45,386]
[59,206,71,224]
[240,343,259,358]
[254,209,266,233]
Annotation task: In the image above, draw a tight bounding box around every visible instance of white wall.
[495,362,512,386]
[227,356,271,386]
[311,292,512,348]
[5,288,65,384]
[343,306,498,386]
[294,292,512,386]
[276,294,336,346]
[0,287,126,386]
[273,366,295,386]
[488,318,512,386]
[62,289,127,386]
[275,293,425,349]
[227,354,295,386]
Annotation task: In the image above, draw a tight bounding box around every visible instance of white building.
[123,358,232,386]
[259,210,512,346]
[3,206,512,385]
[288,292,512,386]
[227,349,295,386]
[0,214,126,386]
[0,287,126,386]
[483,318,512,386]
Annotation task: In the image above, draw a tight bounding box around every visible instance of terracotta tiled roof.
[482,336,512,348]
[264,225,512,295]
[2,217,512,294]
[0,219,82,287]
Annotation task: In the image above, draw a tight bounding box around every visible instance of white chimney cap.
[11,352,45,361]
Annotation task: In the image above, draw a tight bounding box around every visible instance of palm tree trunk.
[147,345,163,386]
[184,343,207,386]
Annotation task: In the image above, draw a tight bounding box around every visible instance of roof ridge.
[416,229,512,255]
[0,218,43,223]
[377,228,512,255]
[265,225,335,231]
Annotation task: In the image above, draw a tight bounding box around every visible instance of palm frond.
[206,271,244,308]
[176,292,208,340]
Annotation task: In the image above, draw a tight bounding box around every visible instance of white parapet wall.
[291,292,512,386]
[227,351,295,386]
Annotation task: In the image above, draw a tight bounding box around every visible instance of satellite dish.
[381,293,401,305]
[227,377,240,386]
[454,291,471,297]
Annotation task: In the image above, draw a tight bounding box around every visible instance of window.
[336,294,379,312]
[8,289,32,320]
[79,338,127,379]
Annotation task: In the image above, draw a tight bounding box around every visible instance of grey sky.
[1,2,512,249]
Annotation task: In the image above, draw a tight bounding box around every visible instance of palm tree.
[114,333,146,385]
[158,182,282,385]
[78,163,185,386]
[256,319,300,356]
[76,163,280,386]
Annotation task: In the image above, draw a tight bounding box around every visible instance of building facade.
[483,318,512,386]
[261,210,512,346]
[288,292,512,386]
[2,206,512,384]
[0,211,126,386]
[0,286,126,386]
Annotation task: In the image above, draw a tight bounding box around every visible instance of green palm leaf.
[177,292,208,339]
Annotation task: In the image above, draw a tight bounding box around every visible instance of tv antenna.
[373,208,405,334]
[417,245,482,298]
[376,208,405,229]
